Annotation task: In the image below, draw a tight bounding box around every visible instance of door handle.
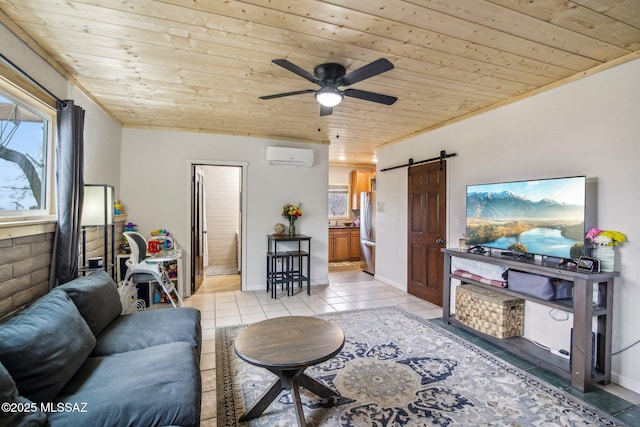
[436,238,446,245]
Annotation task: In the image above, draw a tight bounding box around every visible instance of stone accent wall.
[0,232,54,318]
[0,217,127,319]
[79,219,126,271]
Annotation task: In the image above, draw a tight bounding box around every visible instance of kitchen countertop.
[329,225,359,229]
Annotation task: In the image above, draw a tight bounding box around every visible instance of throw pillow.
[58,270,122,335]
[0,290,96,403]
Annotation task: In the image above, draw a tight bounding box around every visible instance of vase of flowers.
[585,228,626,272]
[282,203,303,236]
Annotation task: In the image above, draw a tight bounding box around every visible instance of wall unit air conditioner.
[265,146,314,167]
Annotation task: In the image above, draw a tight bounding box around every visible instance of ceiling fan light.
[315,88,343,107]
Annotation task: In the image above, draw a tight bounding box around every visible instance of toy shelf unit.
[117,250,184,309]
[146,254,182,307]
[442,248,618,392]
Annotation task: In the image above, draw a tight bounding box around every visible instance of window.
[0,87,53,217]
[328,185,350,218]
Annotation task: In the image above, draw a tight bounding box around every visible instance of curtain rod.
[0,52,65,106]
[380,150,457,172]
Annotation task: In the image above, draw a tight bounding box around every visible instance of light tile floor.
[184,267,441,426]
[184,267,640,426]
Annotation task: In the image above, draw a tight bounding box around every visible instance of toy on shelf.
[151,228,170,237]
[147,229,175,254]
[164,261,178,279]
[114,200,125,215]
[160,289,180,304]
[153,288,161,304]
[124,222,137,232]
[152,283,178,305]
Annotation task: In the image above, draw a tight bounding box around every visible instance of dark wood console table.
[234,316,345,426]
[442,248,618,392]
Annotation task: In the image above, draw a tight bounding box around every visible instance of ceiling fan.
[259,58,398,116]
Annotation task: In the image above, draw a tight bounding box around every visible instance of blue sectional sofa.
[0,270,202,426]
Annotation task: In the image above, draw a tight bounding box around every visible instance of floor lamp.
[80,184,115,277]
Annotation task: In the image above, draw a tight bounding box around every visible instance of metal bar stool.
[287,250,309,296]
[266,251,290,298]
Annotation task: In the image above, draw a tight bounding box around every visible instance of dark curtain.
[49,100,85,288]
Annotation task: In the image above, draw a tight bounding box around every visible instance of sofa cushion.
[0,361,47,426]
[93,307,201,358]
[58,270,122,336]
[48,342,201,427]
[0,289,96,403]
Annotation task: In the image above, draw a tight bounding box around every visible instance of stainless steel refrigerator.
[360,191,376,274]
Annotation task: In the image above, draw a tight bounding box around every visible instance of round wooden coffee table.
[234,316,345,426]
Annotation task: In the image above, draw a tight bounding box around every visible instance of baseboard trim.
[373,274,406,292]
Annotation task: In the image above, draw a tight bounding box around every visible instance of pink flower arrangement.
[586,228,627,247]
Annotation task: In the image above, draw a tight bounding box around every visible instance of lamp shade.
[315,87,343,107]
[82,185,114,226]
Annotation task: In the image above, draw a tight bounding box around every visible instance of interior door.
[191,166,205,292]
[407,161,447,305]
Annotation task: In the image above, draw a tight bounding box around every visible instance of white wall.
[70,85,122,193]
[329,165,353,186]
[120,129,329,293]
[1,22,122,199]
[376,59,640,391]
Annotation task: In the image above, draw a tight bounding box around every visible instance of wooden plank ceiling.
[1,0,639,165]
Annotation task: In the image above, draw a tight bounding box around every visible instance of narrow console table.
[267,234,312,297]
[442,248,618,392]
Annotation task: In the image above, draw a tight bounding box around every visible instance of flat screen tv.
[465,176,587,259]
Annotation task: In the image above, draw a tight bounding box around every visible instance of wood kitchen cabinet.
[329,228,351,262]
[350,228,360,260]
[329,228,360,262]
[350,170,375,209]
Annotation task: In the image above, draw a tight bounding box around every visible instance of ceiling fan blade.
[319,105,333,116]
[272,59,320,84]
[259,89,315,100]
[339,58,394,86]
[344,88,397,105]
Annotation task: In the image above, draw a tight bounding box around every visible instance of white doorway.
[191,163,245,293]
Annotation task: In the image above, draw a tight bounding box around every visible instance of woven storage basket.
[455,284,524,339]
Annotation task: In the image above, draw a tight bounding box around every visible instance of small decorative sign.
[577,256,600,272]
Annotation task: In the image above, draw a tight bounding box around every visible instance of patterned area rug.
[216,306,625,426]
